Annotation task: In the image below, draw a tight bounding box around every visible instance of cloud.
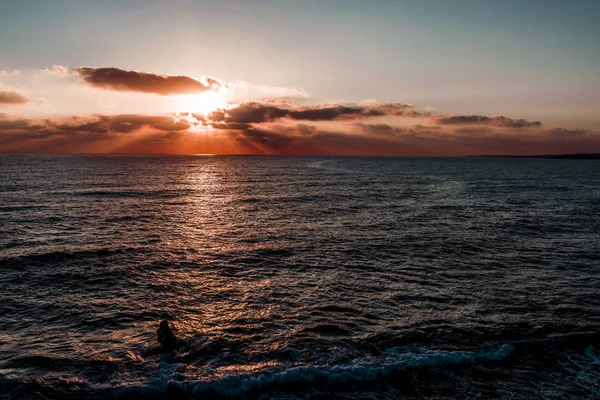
[356,123,405,136]
[208,122,253,130]
[0,90,29,106]
[1,105,598,155]
[260,98,297,106]
[0,67,312,117]
[288,105,375,121]
[76,67,221,95]
[234,127,295,152]
[219,119,600,156]
[0,113,191,152]
[0,70,21,77]
[225,125,442,155]
[543,127,590,138]
[205,101,423,125]
[454,126,495,134]
[0,113,43,131]
[209,102,289,123]
[286,101,420,121]
[364,102,419,116]
[411,124,442,131]
[435,114,542,128]
[41,65,77,78]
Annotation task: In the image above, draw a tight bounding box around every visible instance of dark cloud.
[261,123,318,137]
[0,90,29,106]
[356,123,405,136]
[76,67,221,95]
[209,122,253,130]
[206,101,422,125]
[368,102,420,116]
[289,102,421,120]
[288,105,372,121]
[435,114,542,128]
[209,102,288,123]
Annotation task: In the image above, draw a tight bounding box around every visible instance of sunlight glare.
[176,91,227,115]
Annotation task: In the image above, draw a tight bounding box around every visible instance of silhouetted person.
[157,319,177,349]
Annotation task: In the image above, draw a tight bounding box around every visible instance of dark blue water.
[1,155,599,399]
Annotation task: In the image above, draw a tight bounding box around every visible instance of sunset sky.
[1,0,599,155]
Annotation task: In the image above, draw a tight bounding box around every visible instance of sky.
[1,0,599,155]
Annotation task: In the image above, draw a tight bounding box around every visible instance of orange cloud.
[0,113,189,152]
[1,107,599,156]
[0,90,29,106]
[223,123,600,156]
[76,67,221,95]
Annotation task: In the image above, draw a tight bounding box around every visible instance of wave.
[106,344,515,398]
[3,341,599,399]
[559,345,600,397]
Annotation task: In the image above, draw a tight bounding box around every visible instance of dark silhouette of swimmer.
[157,319,177,349]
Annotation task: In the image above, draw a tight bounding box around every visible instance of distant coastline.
[472,153,600,159]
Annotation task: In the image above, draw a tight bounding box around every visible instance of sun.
[176,91,227,115]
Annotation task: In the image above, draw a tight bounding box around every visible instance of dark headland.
[472,153,600,159]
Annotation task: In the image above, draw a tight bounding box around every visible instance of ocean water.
[0,155,599,399]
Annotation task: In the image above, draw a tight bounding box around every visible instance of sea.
[0,155,599,399]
